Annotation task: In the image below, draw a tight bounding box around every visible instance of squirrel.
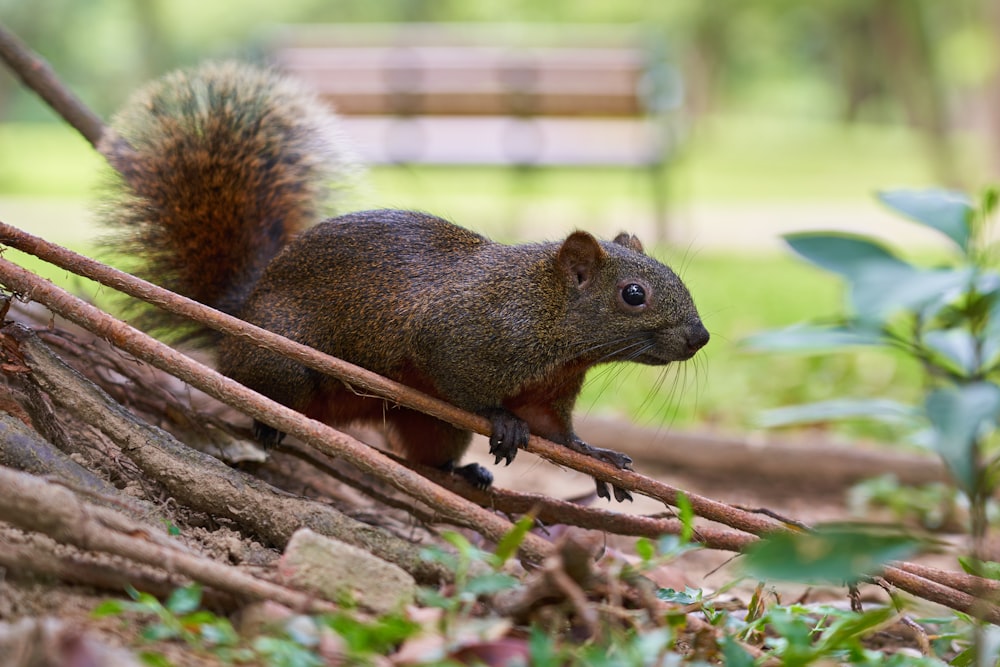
[102,61,710,502]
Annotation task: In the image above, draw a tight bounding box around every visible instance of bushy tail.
[100,61,358,341]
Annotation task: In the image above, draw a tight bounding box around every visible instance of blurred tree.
[983,0,1000,175]
[1,0,998,182]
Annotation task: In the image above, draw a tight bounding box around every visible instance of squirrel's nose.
[685,319,710,353]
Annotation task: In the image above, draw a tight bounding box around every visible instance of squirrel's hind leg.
[387,410,492,489]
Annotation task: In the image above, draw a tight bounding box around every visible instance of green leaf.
[742,324,885,353]
[782,232,971,323]
[816,605,896,652]
[141,622,180,642]
[718,635,756,667]
[783,232,909,279]
[253,636,325,667]
[165,584,202,615]
[656,586,703,605]
[464,572,520,596]
[138,652,174,667]
[91,600,128,618]
[957,556,1000,580]
[925,382,1000,493]
[923,328,979,376]
[199,618,238,646]
[742,526,922,584]
[981,294,1000,366]
[491,515,534,569]
[849,265,971,323]
[758,398,920,428]
[877,188,973,249]
[635,537,655,562]
[982,186,1000,218]
[528,625,563,667]
[676,491,695,544]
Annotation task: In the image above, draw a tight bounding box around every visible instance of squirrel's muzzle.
[684,318,710,356]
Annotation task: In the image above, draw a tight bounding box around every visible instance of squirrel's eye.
[621,283,646,307]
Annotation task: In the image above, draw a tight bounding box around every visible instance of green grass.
[0,123,105,197]
[2,114,988,205]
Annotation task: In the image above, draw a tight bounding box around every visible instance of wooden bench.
[268,23,682,233]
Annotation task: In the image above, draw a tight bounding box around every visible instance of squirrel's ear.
[557,231,606,288]
[612,232,645,254]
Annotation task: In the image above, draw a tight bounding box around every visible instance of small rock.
[278,528,416,614]
[236,600,294,636]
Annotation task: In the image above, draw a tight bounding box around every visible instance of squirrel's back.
[101,61,357,339]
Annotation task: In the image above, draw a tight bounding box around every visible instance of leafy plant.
[93,583,418,666]
[745,187,1000,567]
[93,584,253,664]
[846,473,1000,532]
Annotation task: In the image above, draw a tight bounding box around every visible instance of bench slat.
[339,116,666,166]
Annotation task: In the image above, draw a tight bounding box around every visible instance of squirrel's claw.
[482,408,530,466]
[594,478,633,503]
[252,420,285,449]
[612,484,633,502]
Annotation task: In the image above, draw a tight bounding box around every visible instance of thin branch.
[0,22,136,172]
[0,23,107,150]
[414,463,756,553]
[881,564,1000,624]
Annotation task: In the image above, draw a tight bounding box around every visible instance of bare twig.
[414,463,757,553]
[881,565,1000,624]
[0,22,134,167]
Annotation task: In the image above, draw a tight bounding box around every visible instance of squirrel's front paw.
[566,437,633,471]
[481,408,530,465]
